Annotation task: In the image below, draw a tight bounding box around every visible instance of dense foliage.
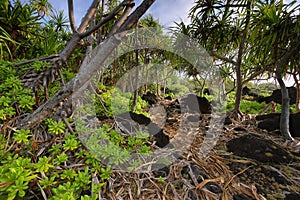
[0,0,299,199]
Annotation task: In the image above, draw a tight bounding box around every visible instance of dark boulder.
[256,113,300,137]
[203,88,213,95]
[242,86,251,96]
[233,194,253,200]
[142,92,157,105]
[181,93,212,114]
[284,192,300,200]
[257,86,296,104]
[164,96,172,100]
[115,111,170,148]
[187,190,197,200]
[151,163,170,178]
[226,134,294,163]
[242,86,259,98]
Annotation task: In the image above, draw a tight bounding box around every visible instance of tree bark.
[68,0,77,32]
[276,69,294,141]
[60,0,133,62]
[131,25,139,111]
[232,1,251,118]
[17,0,156,130]
[273,45,297,140]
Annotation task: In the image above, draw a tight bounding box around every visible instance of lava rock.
[142,92,157,105]
[203,88,213,95]
[224,116,232,125]
[181,163,223,194]
[181,163,208,183]
[187,190,198,200]
[164,96,172,100]
[255,113,280,121]
[115,112,169,148]
[151,163,170,178]
[242,86,260,98]
[226,134,294,164]
[233,194,253,200]
[257,86,296,104]
[256,113,300,137]
[181,93,212,114]
[284,192,300,200]
[205,182,223,194]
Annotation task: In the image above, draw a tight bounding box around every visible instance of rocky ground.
[101,95,300,200]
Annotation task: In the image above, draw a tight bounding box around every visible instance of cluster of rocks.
[242,86,297,105]
[114,90,300,199]
[256,113,300,137]
[256,86,297,104]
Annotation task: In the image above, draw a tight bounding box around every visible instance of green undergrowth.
[0,60,152,199]
[0,118,152,199]
[95,83,149,119]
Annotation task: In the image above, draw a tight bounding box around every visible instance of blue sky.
[21,0,300,29]
[34,0,194,28]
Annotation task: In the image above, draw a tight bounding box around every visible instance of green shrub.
[95,85,149,118]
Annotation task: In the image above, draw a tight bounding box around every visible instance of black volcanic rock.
[203,88,213,95]
[242,86,259,98]
[142,92,157,105]
[226,134,294,164]
[115,111,170,148]
[256,113,300,137]
[257,86,296,104]
[181,93,212,114]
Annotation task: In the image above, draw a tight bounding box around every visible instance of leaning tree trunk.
[17,0,156,130]
[276,69,294,141]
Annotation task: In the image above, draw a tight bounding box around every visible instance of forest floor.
[99,98,300,200]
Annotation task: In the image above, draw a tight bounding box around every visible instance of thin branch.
[14,54,60,66]
[242,68,266,84]
[81,0,134,38]
[77,0,100,33]
[109,1,135,36]
[17,0,156,130]
[68,0,77,32]
[275,46,298,69]
[118,0,156,33]
[210,51,237,65]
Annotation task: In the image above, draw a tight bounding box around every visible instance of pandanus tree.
[249,0,300,140]
[174,0,255,119]
[29,0,53,18]
[0,0,41,60]
[12,0,156,130]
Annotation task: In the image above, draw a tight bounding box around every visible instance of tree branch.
[210,51,237,65]
[78,0,100,33]
[68,0,77,33]
[17,0,156,130]
[81,0,134,38]
[14,54,60,66]
[109,1,135,36]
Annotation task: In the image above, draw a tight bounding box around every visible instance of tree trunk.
[232,1,251,119]
[131,25,139,111]
[17,0,156,130]
[276,69,294,141]
[234,64,243,114]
